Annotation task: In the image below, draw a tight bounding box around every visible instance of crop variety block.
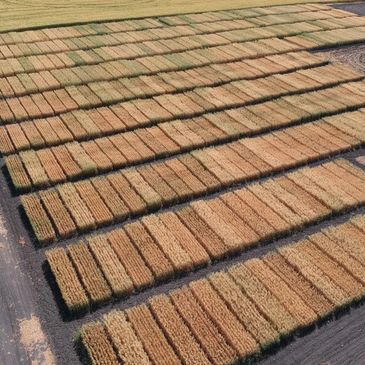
[21,110,365,241]
[45,159,365,311]
[79,214,365,364]
[2,4,365,365]
[2,63,364,160]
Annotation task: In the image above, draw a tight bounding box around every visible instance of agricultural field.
[0,1,365,365]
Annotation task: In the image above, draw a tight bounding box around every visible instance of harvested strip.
[40,189,76,239]
[209,271,279,348]
[190,279,258,357]
[80,322,119,365]
[103,311,150,365]
[149,294,211,365]
[46,248,88,312]
[88,235,134,297]
[170,286,238,365]
[5,155,31,191]
[57,183,96,231]
[21,194,55,244]
[68,242,111,304]
[263,252,332,318]
[127,304,181,365]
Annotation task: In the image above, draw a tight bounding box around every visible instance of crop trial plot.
[0,2,365,365]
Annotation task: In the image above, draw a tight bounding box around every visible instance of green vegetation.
[0,0,354,32]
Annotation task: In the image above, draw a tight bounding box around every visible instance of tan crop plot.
[44,159,365,310]
[1,3,365,365]
[80,214,365,364]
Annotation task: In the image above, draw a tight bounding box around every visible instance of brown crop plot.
[1,2,365,365]
[80,214,365,364]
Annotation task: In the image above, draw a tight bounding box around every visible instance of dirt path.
[260,302,365,365]
[332,1,365,16]
[0,165,55,365]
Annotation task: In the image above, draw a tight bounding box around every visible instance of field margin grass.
[0,0,356,33]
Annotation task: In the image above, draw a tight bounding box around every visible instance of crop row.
[2,18,365,79]
[20,112,365,244]
[19,109,365,243]
[79,213,365,365]
[1,53,343,125]
[0,49,326,101]
[44,158,365,312]
[0,25,309,77]
[0,9,355,61]
[2,69,365,165]
[6,81,365,192]
[0,4,333,48]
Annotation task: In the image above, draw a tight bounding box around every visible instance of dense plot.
[80,214,365,365]
[46,159,365,311]
[1,3,365,365]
